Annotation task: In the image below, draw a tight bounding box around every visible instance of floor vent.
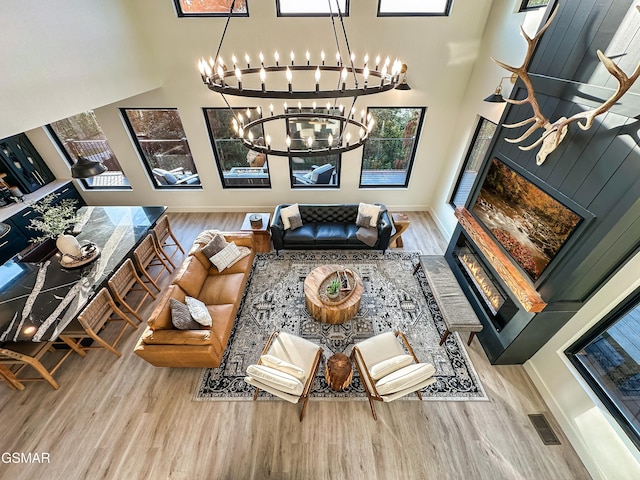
[528,414,561,445]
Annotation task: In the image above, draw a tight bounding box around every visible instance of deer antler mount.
[492,5,640,165]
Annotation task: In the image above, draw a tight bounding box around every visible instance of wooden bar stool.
[133,234,173,292]
[58,288,138,358]
[152,215,184,271]
[108,258,157,324]
[0,341,74,390]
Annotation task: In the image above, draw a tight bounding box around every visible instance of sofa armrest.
[377,206,393,250]
[271,204,288,251]
[223,232,255,250]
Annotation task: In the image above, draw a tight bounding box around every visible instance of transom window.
[203,108,271,189]
[122,108,201,189]
[377,0,452,16]
[450,117,496,208]
[519,0,549,11]
[359,107,425,188]
[566,287,640,450]
[47,111,131,190]
[173,0,248,17]
[287,107,340,188]
[276,0,348,16]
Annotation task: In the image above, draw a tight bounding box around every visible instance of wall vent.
[528,414,561,445]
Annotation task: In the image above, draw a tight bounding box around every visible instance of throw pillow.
[201,233,228,258]
[260,354,306,381]
[226,245,252,269]
[369,354,415,381]
[170,298,201,330]
[288,213,303,230]
[185,296,212,327]
[375,363,436,395]
[246,364,304,395]
[210,241,241,271]
[280,204,300,230]
[356,212,373,228]
[358,202,381,228]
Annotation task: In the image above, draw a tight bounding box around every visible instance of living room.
[1,1,640,479]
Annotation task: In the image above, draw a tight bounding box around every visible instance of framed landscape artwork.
[472,158,583,282]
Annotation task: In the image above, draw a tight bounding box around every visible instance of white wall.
[430,0,545,237]
[526,250,640,480]
[25,0,495,211]
[0,0,160,138]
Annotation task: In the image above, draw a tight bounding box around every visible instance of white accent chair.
[245,332,323,421]
[351,331,436,420]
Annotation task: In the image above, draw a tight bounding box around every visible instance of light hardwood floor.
[0,211,591,480]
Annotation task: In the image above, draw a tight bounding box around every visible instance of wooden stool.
[389,213,410,248]
[324,353,353,391]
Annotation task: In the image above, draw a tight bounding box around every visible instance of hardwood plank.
[0,211,591,480]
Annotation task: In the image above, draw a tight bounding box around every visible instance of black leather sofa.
[271,203,392,253]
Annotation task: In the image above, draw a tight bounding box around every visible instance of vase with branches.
[27,193,81,257]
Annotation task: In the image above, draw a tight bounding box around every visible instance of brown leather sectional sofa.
[134,231,255,368]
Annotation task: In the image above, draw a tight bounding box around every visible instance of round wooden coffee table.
[304,264,363,324]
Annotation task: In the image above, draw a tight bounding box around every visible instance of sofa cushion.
[282,224,317,246]
[375,363,436,395]
[170,298,202,330]
[246,364,304,395]
[185,296,212,327]
[198,273,246,305]
[260,354,306,381]
[369,354,415,380]
[315,223,350,244]
[173,255,208,298]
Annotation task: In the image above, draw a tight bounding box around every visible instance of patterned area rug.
[195,251,488,401]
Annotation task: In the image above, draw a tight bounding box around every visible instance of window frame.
[121,107,202,190]
[519,0,550,12]
[46,114,132,191]
[276,0,349,17]
[203,107,272,189]
[449,116,497,208]
[358,106,426,189]
[377,0,453,17]
[565,286,640,451]
[173,0,249,17]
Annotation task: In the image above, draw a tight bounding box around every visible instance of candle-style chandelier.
[197,0,406,157]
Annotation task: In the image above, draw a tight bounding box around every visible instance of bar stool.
[0,341,74,390]
[133,234,173,292]
[108,258,157,324]
[152,215,184,271]
[58,288,138,358]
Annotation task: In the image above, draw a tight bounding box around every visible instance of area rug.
[194,251,488,401]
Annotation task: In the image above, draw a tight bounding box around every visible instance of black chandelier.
[198,0,406,157]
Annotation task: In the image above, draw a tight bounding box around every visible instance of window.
[122,108,201,189]
[174,0,248,17]
[203,108,271,188]
[377,0,452,16]
[566,287,640,450]
[519,0,549,11]
[47,111,131,189]
[359,107,425,188]
[450,117,496,208]
[276,0,348,16]
[288,107,340,188]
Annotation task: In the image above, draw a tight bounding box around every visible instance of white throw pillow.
[185,296,212,327]
[246,364,304,395]
[369,354,415,381]
[260,354,306,381]
[280,204,300,230]
[375,363,436,395]
[209,241,241,271]
[358,202,381,227]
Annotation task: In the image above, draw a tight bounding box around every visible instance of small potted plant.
[326,278,341,299]
[27,193,81,258]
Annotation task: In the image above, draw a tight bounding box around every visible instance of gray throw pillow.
[356,212,373,228]
[288,213,303,230]
[170,298,201,330]
[201,234,228,258]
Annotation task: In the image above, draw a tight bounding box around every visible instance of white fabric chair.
[245,332,323,421]
[351,331,436,420]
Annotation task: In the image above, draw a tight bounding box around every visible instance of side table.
[325,353,353,391]
[240,213,271,253]
[389,213,410,248]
